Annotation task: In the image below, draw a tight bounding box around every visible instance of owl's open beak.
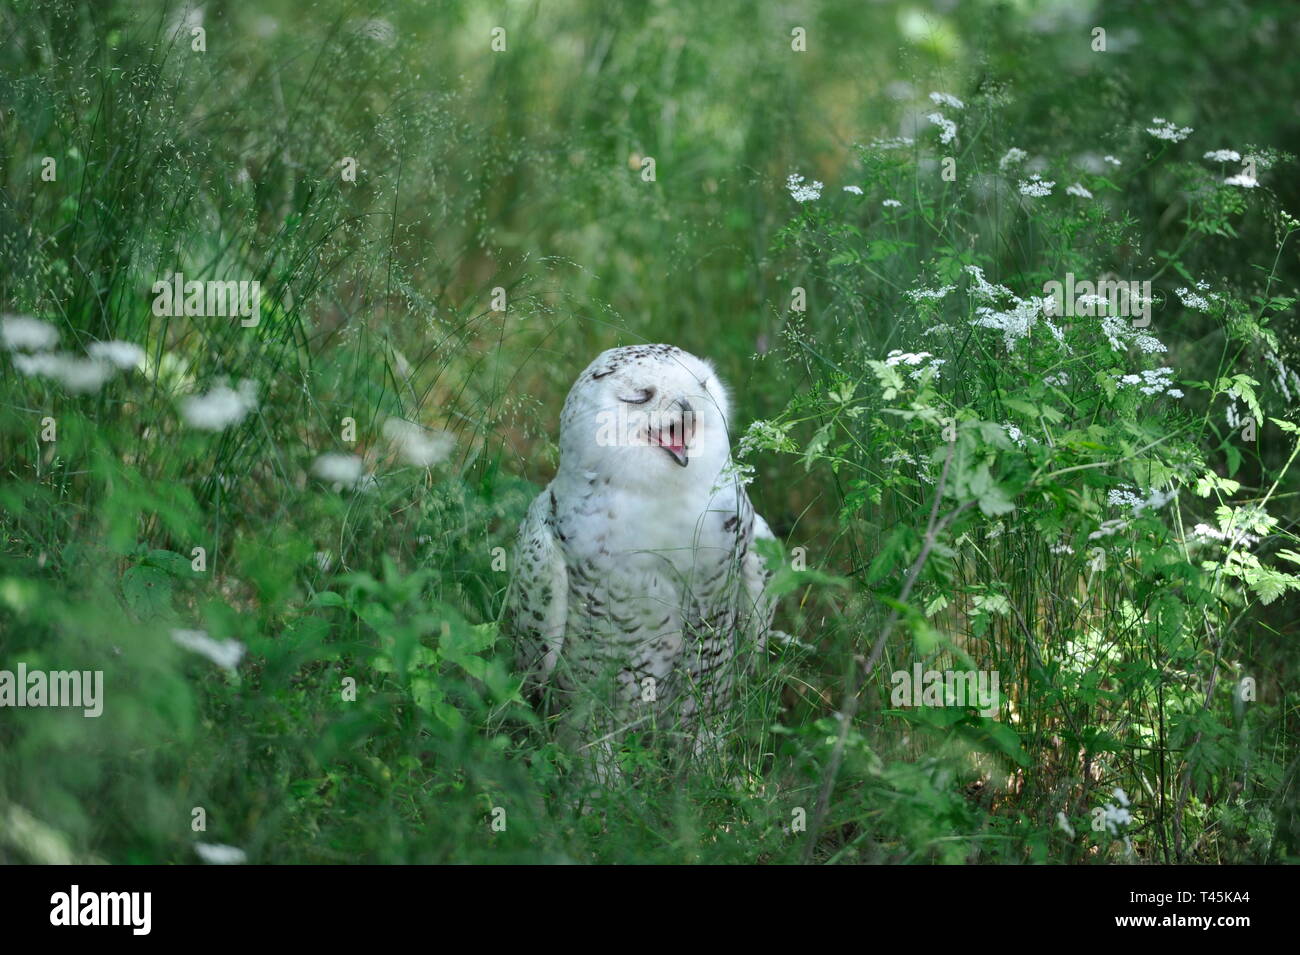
[652,398,693,467]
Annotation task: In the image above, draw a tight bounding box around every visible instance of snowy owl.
[505,344,778,753]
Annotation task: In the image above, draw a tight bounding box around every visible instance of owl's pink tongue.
[656,430,685,454]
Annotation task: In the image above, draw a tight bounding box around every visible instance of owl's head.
[558,344,732,486]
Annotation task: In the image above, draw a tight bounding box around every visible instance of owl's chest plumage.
[548,471,745,693]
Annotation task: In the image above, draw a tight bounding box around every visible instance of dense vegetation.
[2,0,1298,863]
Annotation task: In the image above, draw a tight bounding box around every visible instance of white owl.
[505,344,778,754]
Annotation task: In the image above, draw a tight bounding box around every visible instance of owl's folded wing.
[504,486,568,695]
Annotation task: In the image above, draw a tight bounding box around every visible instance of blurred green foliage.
[1,0,1297,863]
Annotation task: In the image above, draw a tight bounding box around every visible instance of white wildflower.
[905,284,955,303]
[971,297,1049,351]
[13,352,117,394]
[926,112,957,145]
[1175,286,1212,311]
[195,843,248,865]
[171,628,245,674]
[929,91,965,110]
[868,136,914,150]
[1089,519,1128,540]
[1018,175,1055,197]
[383,419,454,468]
[882,198,902,207]
[786,173,823,202]
[1114,366,1182,398]
[1204,149,1241,163]
[178,380,258,431]
[1146,117,1193,142]
[311,452,366,487]
[1,315,58,351]
[1049,541,1075,556]
[87,341,145,370]
[842,185,863,195]
[1003,422,1026,447]
[1224,172,1258,188]
[1057,812,1076,838]
[1044,371,1070,387]
[1065,183,1093,198]
[964,265,1012,302]
[999,147,1027,171]
[1103,155,1122,166]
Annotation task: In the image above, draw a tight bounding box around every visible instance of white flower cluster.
[1190,523,1260,549]
[1048,541,1075,556]
[1204,149,1241,162]
[1224,171,1258,188]
[1146,117,1193,142]
[1018,175,1055,197]
[926,112,957,145]
[2,314,59,350]
[973,296,1058,352]
[1089,519,1129,541]
[929,91,965,110]
[885,349,946,379]
[1099,788,1134,841]
[1043,371,1070,387]
[786,173,823,202]
[1101,315,1165,354]
[882,198,902,207]
[1115,367,1184,398]
[383,418,454,467]
[1108,484,1176,516]
[868,136,914,150]
[5,315,144,394]
[1103,155,1122,166]
[1065,182,1093,198]
[842,185,863,195]
[179,380,259,431]
[312,452,375,490]
[1175,281,1216,312]
[999,147,1027,171]
[1003,422,1026,448]
[1265,350,1300,403]
[905,284,956,303]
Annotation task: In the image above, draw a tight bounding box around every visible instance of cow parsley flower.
[1018,175,1055,197]
[926,112,957,145]
[1204,149,1241,162]
[1109,484,1174,515]
[1176,286,1212,311]
[1224,172,1258,188]
[1103,155,1122,166]
[868,136,914,150]
[1065,182,1093,198]
[786,173,823,202]
[195,843,248,865]
[999,147,1027,171]
[905,284,955,303]
[929,91,965,110]
[1,315,59,351]
[87,341,145,370]
[311,452,367,487]
[1114,366,1182,398]
[383,419,454,467]
[13,352,117,394]
[1146,117,1193,142]
[179,380,258,431]
[1044,371,1070,387]
[842,185,863,195]
[964,265,1012,302]
[1003,422,1026,447]
[882,198,902,207]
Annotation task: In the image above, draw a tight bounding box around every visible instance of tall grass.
[1,0,1297,863]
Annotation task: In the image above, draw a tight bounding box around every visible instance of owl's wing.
[740,506,779,647]
[505,486,568,695]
